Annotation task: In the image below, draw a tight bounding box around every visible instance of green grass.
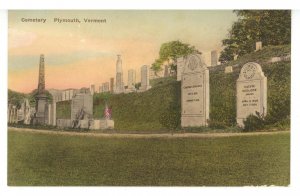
[8,130,290,186]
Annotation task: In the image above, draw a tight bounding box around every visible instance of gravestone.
[234,54,238,60]
[47,104,52,125]
[8,104,12,123]
[90,85,95,95]
[255,41,262,51]
[236,62,267,126]
[225,66,233,73]
[270,57,282,63]
[23,99,31,124]
[126,69,136,92]
[139,65,151,91]
[177,57,185,81]
[110,78,114,93]
[181,54,209,127]
[211,50,218,66]
[164,65,170,77]
[71,93,93,121]
[115,55,124,94]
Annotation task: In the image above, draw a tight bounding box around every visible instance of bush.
[207,119,228,129]
[243,112,265,132]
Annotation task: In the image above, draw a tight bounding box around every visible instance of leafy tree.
[8,89,27,108]
[151,40,200,75]
[28,89,53,106]
[219,10,291,63]
[151,59,163,76]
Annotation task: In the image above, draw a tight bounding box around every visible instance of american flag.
[104,105,112,119]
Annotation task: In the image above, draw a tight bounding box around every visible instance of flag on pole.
[104,104,112,119]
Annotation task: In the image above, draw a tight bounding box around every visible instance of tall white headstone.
[181,54,209,127]
[177,57,185,81]
[115,55,124,94]
[236,62,267,126]
[127,69,136,90]
[139,65,151,91]
[211,50,218,66]
[90,84,95,95]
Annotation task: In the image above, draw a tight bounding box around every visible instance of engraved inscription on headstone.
[181,54,209,127]
[236,62,267,126]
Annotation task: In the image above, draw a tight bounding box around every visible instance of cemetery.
[8,44,290,133]
[7,10,291,186]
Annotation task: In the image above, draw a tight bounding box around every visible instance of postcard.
[7,10,291,186]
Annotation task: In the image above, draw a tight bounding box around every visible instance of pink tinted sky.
[8,10,237,93]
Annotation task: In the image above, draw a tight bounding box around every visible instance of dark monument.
[32,54,48,125]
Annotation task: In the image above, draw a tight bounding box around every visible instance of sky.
[8,10,237,93]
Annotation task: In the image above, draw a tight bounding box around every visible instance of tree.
[151,40,200,75]
[219,10,291,63]
[151,59,163,76]
[29,89,53,106]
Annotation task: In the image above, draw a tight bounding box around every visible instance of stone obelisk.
[33,54,48,125]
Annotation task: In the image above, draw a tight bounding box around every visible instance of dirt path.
[8,127,289,139]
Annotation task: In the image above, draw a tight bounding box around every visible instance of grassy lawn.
[8,130,290,186]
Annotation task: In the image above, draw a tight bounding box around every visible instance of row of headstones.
[210,41,263,67]
[91,65,152,95]
[7,99,34,124]
[180,53,267,127]
[114,64,152,93]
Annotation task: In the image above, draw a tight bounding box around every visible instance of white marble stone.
[139,65,151,91]
[211,50,218,66]
[90,84,95,95]
[110,78,114,93]
[91,119,114,130]
[234,55,238,60]
[177,57,185,81]
[255,41,262,51]
[71,93,93,121]
[181,54,209,127]
[225,66,233,73]
[128,69,136,89]
[270,57,282,63]
[236,62,267,127]
[115,55,124,94]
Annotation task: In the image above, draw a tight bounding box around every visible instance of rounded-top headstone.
[238,62,265,81]
[182,54,207,74]
[181,53,209,127]
[236,62,267,127]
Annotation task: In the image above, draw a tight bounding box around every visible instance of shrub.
[243,112,265,132]
[207,119,228,129]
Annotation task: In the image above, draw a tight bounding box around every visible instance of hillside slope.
[92,45,290,131]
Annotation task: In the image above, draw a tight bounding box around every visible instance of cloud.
[8,28,37,49]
